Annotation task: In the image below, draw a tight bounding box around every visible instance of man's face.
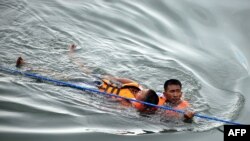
[163,85,182,104]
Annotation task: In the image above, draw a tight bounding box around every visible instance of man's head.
[163,79,182,104]
[135,89,159,112]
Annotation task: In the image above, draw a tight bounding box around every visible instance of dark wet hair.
[143,89,159,109]
[164,79,182,91]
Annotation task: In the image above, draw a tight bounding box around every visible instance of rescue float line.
[0,66,243,125]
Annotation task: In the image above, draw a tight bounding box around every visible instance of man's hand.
[16,56,25,68]
[69,44,77,53]
[184,111,195,120]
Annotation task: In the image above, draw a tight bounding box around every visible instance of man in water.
[15,45,159,114]
[158,79,195,121]
[68,44,159,113]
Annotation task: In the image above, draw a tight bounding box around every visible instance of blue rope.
[0,66,243,125]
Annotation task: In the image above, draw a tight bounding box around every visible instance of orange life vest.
[158,95,167,106]
[98,79,140,97]
[98,79,145,109]
[157,95,189,109]
[165,100,189,118]
[157,95,190,117]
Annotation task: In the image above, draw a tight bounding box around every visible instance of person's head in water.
[163,79,182,105]
[16,56,25,68]
[135,89,159,113]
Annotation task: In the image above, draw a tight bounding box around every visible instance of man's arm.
[103,76,136,84]
[15,56,69,80]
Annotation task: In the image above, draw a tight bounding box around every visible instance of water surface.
[0,0,250,140]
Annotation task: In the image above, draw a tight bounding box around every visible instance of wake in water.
[0,0,246,137]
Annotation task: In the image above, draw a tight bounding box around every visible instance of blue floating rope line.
[0,66,243,125]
